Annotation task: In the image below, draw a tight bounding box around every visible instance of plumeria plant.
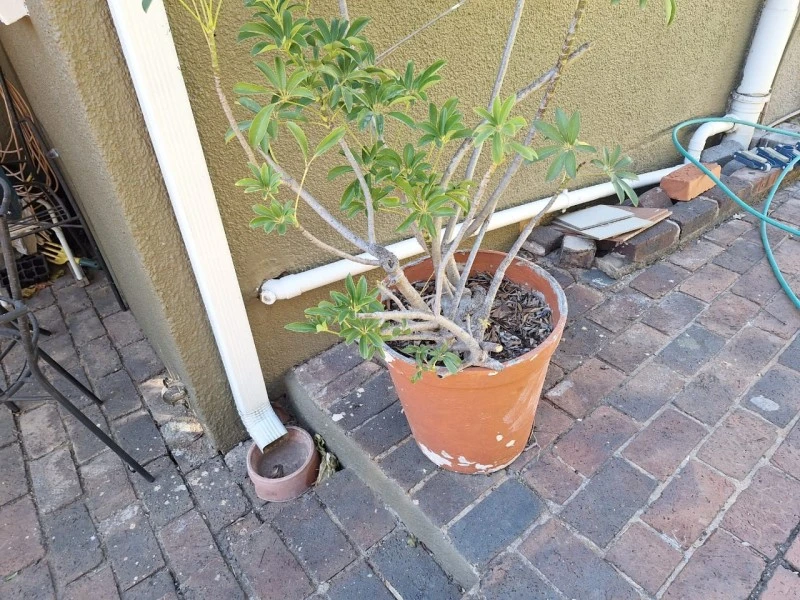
[151,0,676,377]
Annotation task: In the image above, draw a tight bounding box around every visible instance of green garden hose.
[672,117,800,309]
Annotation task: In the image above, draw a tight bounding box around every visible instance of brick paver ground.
[1,184,800,599]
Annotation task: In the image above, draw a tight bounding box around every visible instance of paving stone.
[327,371,397,431]
[669,196,719,240]
[0,560,56,600]
[662,529,764,600]
[94,370,142,421]
[643,460,735,548]
[630,262,691,299]
[316,469,395,551]
[0,406,16,447]
[668,238,725,271]
[519,518,638,600]
[578,267,617,290]
[551,318,611,372]
[293,343,364,397]
[54,285,91,315]
[370,529,462,600]
[61,403,109,465]
[131,456,193,527]
[555,406,638,476]
[312,360,381,411]
[411,469,502,527]
[523,225,564,257]
[712,238,765,274]
[231,522,312,600]
[657,324,726,377]
[542,362,564,391]
[696,291,760,337]
[787,536,800,570]
[722,465,800,558]
[327,561,394,600]
[779,335,800,372]
[772,237,800,275]
[761,566,800,600]
[563,283,604,321]
[772,422,800,479]
[273,494,357,582]
[181,556,244,600]
[41,501,102,584]
[479,552,557,600]
[607,522,683,596]
[80,452,137,522]
[27,286,55,310]
[544,358,625,418]
[642,291,705,336]
[624,409,707,480]
[597,323,669,373]
[672,362,745,425]
[186,458,248,533]
[64,566,120,600]
[616,220,680,263]
[740,220,789,247]
[139,377,187,426]
[546,266,575,290]
[449,479,543,565]
[0,443,26,505]
[103,311,145,348]
[78,336,121,381]
[19,403,66,459]
[377,437,432,491]
[530,400,573,449]
[744,365,800,427]
[64,309,106,345]
[679,263,739,302]
[662,162,721,201]
[170,434,217,473]
[40,333,81,367]
[561,457,656,547]
[88,284,123,318]
[99,503,165,590]
[112,411,166,465]
[0,496,45,577]
[523,450,582,504]
[716,325,785,379]
[559,235,596,269]
[586,288,653,333]
[350,402,411,458]
[159,416,204,453]
[122,569,177,600]
[755,290,800,339]
[157,510,220,582]
[29,447,81,514]
[697,409,777,480]
[607,362,685,421]
[120,340,163,384]
[33,305,67,337]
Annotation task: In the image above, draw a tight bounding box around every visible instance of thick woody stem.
[297,225,379,266]
[339,139,376,244]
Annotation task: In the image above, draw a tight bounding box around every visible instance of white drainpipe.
[260,166,679,304]
[686,0,800,159]
[107,0,286,449]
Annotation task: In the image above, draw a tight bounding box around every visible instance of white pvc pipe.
[260,165,679,304]
[685,117,736,162]
[107,0,286,449]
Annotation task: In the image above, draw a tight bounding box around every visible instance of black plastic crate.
[1,253,49,289]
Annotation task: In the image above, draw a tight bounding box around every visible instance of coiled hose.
[673,117,800,309]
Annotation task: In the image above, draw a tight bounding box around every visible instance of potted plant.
[162,0,676,473]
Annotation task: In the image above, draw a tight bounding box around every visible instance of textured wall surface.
[765,20,800,125]
[0,0,245,449]
[164,0,764,388]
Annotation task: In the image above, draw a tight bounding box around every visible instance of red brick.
[158,510,220,583]
[672,361,748,425]
[703,218,753,247]
[0,561,55,600]
[697,292,760,337]
[551,318,611,372]
[772,422,800,480]
[630,262,691,299]
[555,406,638,476]
[628,186,674,209]
[0,497,45,577]
[643,460,735,547]
[679,263,738,302]
[662,529,764,600]
[669,197,719,239]
[662,163,721,201]
[755,291,800,339]
[586,288,653,333]
[704,176,755,218]
[597,323,669,373]
[772,237,800,276]
[544,358,625,418]
[728,166,781,198]
[762,566,800,600]
[641,291,705,335]
[607,523,683,595]
[563,283,604,320]
[607,362,686,421]
[523,450,583,504]
[616,220,680,263]
[714,326,784,380]
[712,238,765,274]
[64,567,120,600]
[668,239,725,271]
[786,536,800,570]
[657,324,726,377]
[531,400,573,449]
[723,465,800,557]
[623,409,707,480]
[543,363,564,391]
[697,410,777,480]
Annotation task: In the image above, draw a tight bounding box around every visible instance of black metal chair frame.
[0,177,153,482]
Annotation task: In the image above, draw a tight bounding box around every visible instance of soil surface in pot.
[253,435,308,478]
[388,272,554,362]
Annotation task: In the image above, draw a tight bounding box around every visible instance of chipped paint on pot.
[384,251,568,475]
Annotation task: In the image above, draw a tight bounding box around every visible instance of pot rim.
[247,425,317,484]
[382,250,568,374]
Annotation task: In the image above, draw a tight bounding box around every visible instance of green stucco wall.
[164,0,764,390]
[0,0,245,449]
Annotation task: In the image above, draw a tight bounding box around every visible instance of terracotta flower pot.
[247,426,320,501]
[384,250,567,474]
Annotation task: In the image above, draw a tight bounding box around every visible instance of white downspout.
[106,0,286,449]
[686,0,800,159]
[260,165,679,304]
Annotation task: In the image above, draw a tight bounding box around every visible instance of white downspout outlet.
[107,0,286,449]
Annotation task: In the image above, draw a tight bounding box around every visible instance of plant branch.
[296,224,380,266]
[338,0,349,19]
[339,139,377,244]
[376,1,469,64]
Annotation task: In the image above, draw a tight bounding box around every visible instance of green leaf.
[285,321,319,333]
[327,165,353,180]
[314,126,347,158]
[388,111,415,128]
[285,121,309,162]
[249,105,275,148]
[533,120,564,143]
[142,0,153,11]
[664,0,677,25]
[234,82,271,95]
